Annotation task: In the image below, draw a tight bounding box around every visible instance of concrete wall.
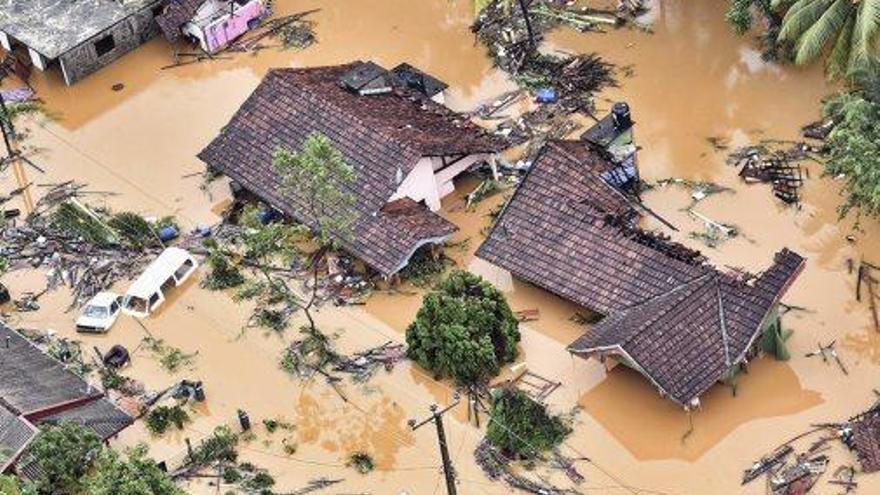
[59,3,161,85]
[390,153,492,211]
[391,157,439,210]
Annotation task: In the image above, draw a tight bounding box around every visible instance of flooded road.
[2,0,879,493]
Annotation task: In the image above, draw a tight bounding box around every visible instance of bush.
[406,270,520,386]
[347,452,375,474]
[84,444,184,495]
[26,422,101,495]
[108,212,156,248]
[823,88,880,218]
[201,244,245,290]
[486,388,571,459]
[145,405,190,435]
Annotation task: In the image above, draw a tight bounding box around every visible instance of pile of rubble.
[1,182,166,309]
[471,0,620,164]
[742,395,880,494]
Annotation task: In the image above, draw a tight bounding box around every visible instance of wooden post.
[867,270,879,333]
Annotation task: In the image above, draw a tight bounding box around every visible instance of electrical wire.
[35,122,682,495]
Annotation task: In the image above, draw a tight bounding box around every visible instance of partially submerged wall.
[59,3,160,85]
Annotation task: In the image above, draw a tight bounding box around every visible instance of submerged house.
[156,0,268,54]
[0,324,132,478]
[476,136,805,408]
[0,0,166,85]
[199,61,506,277]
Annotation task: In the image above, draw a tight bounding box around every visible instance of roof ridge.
[547,140,635,211]
[715,278,732,367]
[616,272,716,348]
[267,68,424,169]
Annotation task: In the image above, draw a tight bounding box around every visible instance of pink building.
[157,0,269,54]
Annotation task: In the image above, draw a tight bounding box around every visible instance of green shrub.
[406,270,520,386]
[486,388,571,459]
[145,405,190,435]
[823,88,880,218]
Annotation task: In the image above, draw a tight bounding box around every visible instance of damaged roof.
[477,140,805,406]
[0,0,159,59]
[477,140,703,315]
[155,0,203,42]
[851,409,880,473]
[199,62,502,275]
[0,406,35,473]
[570,250,804,405]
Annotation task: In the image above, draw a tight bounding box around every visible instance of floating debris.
[726,141,821,206]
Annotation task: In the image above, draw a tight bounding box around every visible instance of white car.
[76,292,123,333]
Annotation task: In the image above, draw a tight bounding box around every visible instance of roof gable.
[198,64,487,274]
[477,140,707,314]
[476,140,805,405]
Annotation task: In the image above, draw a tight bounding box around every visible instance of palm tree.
[774,0,880,77]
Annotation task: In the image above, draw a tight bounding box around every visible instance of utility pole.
[516,0,536,46]
[0,90,34,214]
[409,397,461,495]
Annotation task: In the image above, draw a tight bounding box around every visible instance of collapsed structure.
[155,0,269,54]
[0,324,132,479]
[199,61,506,277]
[477,109,804,408]
[0,0,166,85]
[849,407,880,474]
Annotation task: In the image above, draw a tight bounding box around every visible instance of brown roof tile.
[852,410,880,473]
[477,140,805,405]
[198,63,498,275]
[156,0,202,43]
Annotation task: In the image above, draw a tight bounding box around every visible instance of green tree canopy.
[27,423,101,495]
[486,388,571,459]
[83,444,184,495]
[822,83,880,217]
[406,270,520,386]
[774,0,880,77]
[273,132,357,248]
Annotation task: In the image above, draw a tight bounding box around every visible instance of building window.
[94,34,116,57]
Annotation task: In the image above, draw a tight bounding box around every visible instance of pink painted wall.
[204,1,266,53]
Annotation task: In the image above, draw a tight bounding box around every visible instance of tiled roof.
[0,406,35,472]
[0,325,99,415]
[852,410,880,473]
[156,0,203,42]
[0,324,133,476]
[37,397,132,441]
[477,140,703,315]
[198,63,501,275]
[570,249,804,405]
[476,140,805,406]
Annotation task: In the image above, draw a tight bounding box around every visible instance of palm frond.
[779,0,836,41]
[828,14,856,78]
[850,0,880,65]
[794,0,854,65]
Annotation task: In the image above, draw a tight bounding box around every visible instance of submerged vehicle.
[76,292,123,333]
[123,248,198,318]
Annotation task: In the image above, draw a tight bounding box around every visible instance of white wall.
[389,153,492,212]
[434,153,490,198]
[27,48,47,71]
[390,157,440,210]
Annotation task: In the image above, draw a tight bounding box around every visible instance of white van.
[123,248,198,318]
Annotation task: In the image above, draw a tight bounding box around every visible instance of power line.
[330,304,677,495]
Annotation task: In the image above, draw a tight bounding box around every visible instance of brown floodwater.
[2,0,880,493]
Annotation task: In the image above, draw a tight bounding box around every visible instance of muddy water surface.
[2,0,879,493]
